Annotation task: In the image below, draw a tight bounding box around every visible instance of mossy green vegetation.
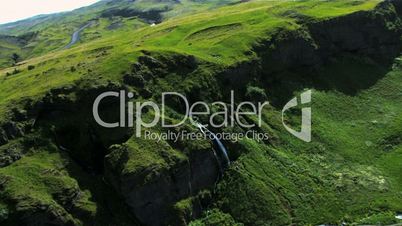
[1,0,401,225]
[189,208,243,226]
[0,135,138,225]
[208,57,402,225]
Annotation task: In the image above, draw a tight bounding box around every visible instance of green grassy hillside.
[0,0,381,116]
[1,0,402,225]
[0,0,244,68]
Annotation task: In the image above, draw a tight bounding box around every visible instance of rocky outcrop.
[105,139,220,226]
[12,202,78,226]
[0,142,23,167]
[0,122,24,146]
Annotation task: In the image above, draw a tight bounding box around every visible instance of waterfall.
[196,123,231,168]
[210,133,230,167]
[211,147,224,175]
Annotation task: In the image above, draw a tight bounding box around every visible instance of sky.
[0,0,100,24]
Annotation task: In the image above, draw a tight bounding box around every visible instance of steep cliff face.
[274,0,400,66]
[105,129,220,225]
[308,0,402,61]
[219,0,402,106]
[1,1,401,225]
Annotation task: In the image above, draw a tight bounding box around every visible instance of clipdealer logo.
[92,90,312,142]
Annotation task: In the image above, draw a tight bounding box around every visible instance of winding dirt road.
[65,22,93,49]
